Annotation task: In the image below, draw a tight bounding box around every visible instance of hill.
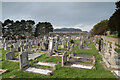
[54,28,82,32]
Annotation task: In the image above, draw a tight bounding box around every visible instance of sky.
[1,2,116,31]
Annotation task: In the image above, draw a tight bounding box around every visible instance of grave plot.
[112,70,120,78]
[0,69,8,75]
[93,36,120,79]
[28,53,44,60]
[36,61,56,68]
[51,49,64,57]
[4,41,25,62]
[5,51,19,62]
[4,43,29,62]
[62,51,95,69]
[78,39,92,50]
[27,42,46,60]
[31,39,48,54]
[46,37,67,57]
[19,51,56,76]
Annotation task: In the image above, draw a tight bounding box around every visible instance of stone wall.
[94,35,120,45]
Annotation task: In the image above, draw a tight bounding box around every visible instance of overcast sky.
[2,2,116,31]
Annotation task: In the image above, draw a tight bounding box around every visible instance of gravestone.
[4,42,8,50]
[45,39,49,50]
[79,40,83,49]
[61,39,66,48]
[46,37,54,56]
[98,38,101,52]
[23,45,28,50]
[28,41,32,49]
[10,44,16,52]
[5,52,14,60]
[18,47,21,52]
[55,40,58,50]
[41,42,47,51]
[67,41,70,50]
[109,41,116,65]
[62,52,67,66]
[19,52,29,70]
[71,44,75,56]
[10,47,16,53]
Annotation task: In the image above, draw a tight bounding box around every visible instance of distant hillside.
[54,28,82,32]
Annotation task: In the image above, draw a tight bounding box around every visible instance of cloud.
[1,0,117,2]
[2,2,116,31]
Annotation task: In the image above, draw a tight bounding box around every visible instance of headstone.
[4,42,8,50]
[98,39,101,51]
[46,39,49,50]
[62,52,67,66]
[61,39,66,48]
[19,52,29,70]
[55,40,58,50]
[71,44,75,56]
[109,41,116,65]
[18,47,21,52]
[41,42,47,51]
[46,37,54,56]
[5,52,14,60]
[67,41,70,50]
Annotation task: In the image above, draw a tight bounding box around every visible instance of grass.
[58,47,67,51]
[14,52,19,57]
[1,40,116,78]
[115,48,120,53]
[115,43,120,48]
[106,34,118,38]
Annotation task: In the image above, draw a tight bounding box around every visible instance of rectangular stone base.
[71,64,93,69]
[28,53,43,60]
[112,70,120,78]
[25,67,52,75]
[37,62,56,67]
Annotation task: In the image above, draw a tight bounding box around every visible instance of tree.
[26,20,35,36]
[2,19,54,38]
[35,22,53,37]
[3,19,14,36]
[108,1,120,37]
[92,20,108,35]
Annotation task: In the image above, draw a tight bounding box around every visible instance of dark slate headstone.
[18,47,21,52]
[5,52,14,60]
[19,52,29,70]
[98,39,101,51]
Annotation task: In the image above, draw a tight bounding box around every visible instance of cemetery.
[0,34,119,79]
[1,1,120,79]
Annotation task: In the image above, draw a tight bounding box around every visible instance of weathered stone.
[19,52,29,70]
[62,52,67,66]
